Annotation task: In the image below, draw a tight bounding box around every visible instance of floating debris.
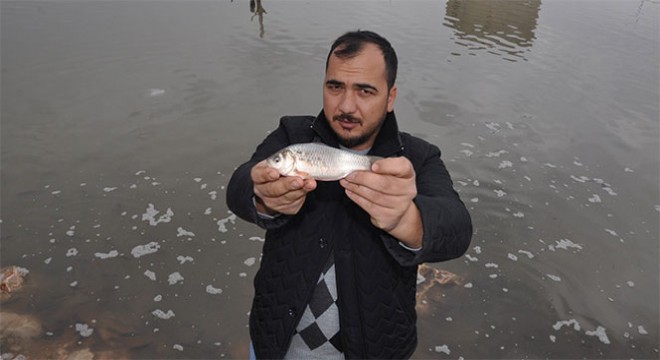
[94,250,119,259]
[144,271,157,281]
[75,323,94,337]
[177,227,195,238]
[217,214,237,233]
[177,256,194,265]
[148,88,165,97]
[142,204,174,226]
[152,309,175,320]
[131,242,161,258]
[1,266,29,298]
[585,326,610,344]
[167,272,184,285]
[434,345,451,354]
[206,285,223,295]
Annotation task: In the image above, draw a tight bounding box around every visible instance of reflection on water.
[444,0,541,61]
[250,0,267,38]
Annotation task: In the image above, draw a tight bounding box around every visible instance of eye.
[359,88,375,96]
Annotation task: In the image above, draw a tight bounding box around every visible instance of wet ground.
[1,0,658,358]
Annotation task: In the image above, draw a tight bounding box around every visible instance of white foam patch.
[434,345,450,354]
[498,161,513,169]
[177,227,195,237]
[553,319,581,331]
[249,236,265,242]
[142,204,174,226]
[206,285,223,295]
[217,214,237,233]
[149,88,165,97]
[152,309,175,319]
[144,270,157,281]
[103,187,118,193]
[585,326,610,344]
[168,272,184,285]
[551,239,583,251]
[177,256,194,264]
[546,274,561,282]
[94,250,119,259]
[75,323,94,337]
[131,241,161,258]
[588,194,601,203]
[244,257,256,266]
[66,248,78,257]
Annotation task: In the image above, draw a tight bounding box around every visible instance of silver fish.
[266,143,382,181]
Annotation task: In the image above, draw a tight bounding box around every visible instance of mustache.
[333,114,361,123]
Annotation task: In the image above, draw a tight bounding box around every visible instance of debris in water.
[94,250,119,259]
[167,272,184,285]
[206,285,223,295]
[142,204,174,226]
[553,319,581,331]
[177,256,194,264]
[131,242,161,258]
[75,323,94,337]
[144,270,157,281]
[177,227,195,238]
[217,214,237,233]
[152,309,175,320]
[434,345,450,354]
[1,266,29,297]
[585,326,610,344]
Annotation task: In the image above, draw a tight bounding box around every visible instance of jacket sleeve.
[382,142,473,266]
[225,119,294,230]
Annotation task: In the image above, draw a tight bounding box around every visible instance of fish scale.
[266,143,382,181]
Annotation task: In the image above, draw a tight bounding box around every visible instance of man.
[226,30,472,359]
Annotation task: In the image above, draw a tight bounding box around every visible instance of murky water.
[1,0,658,358]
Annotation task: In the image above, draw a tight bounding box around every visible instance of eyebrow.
[325,79,378,93]
[355,83,378,93]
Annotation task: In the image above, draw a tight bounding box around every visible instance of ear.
[386,85,397,112]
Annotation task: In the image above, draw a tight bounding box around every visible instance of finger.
[340,178,392,208]
[257,176,304,198]
[252,161,281,184]
[344,170,406,196]
[371,157,414,178]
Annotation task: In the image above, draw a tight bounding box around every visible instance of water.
[1,0,658,358]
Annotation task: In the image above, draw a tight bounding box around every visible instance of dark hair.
[325,30,398,90]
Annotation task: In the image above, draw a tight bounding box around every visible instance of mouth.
[334,115,361,131]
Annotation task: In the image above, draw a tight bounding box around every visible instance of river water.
[1,0,658,359]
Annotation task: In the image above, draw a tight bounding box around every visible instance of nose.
[338,90,357,114]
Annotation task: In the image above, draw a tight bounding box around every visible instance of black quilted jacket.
[226,111,472,359]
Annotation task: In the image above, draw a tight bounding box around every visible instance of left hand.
[339,157,422,247]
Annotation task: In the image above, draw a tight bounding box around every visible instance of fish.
[266,143,382,181]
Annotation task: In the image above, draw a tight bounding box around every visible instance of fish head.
[266,148,297,176]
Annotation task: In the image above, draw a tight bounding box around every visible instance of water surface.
[1,0,658,358]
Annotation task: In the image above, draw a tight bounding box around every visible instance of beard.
[332,112,386,149]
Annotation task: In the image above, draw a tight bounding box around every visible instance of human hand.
[251,160,317,216]
[339,157,422,247]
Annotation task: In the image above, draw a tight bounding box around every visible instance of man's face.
[323,43,397,151]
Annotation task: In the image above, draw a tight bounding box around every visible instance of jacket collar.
[311,110,404,157]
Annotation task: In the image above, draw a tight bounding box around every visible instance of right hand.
[251,160,317,216]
